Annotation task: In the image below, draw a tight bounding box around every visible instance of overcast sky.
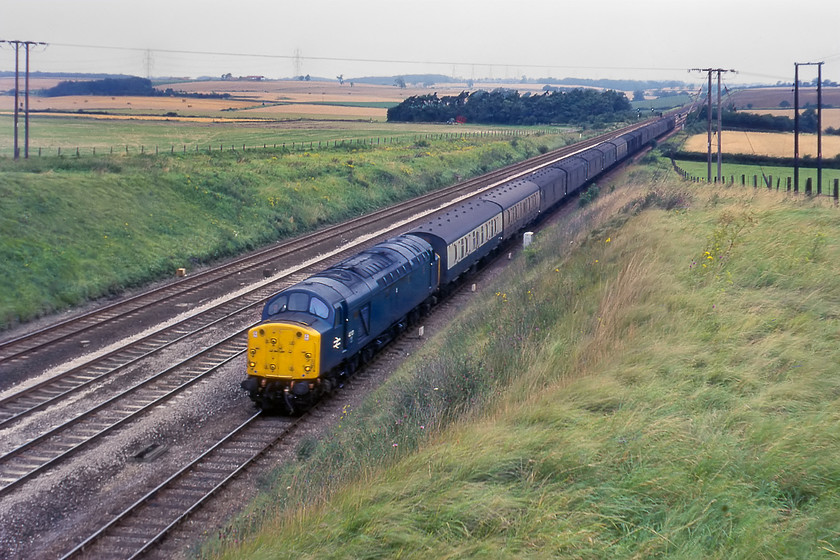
[2,0,839,87]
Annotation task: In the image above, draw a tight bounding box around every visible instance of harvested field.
[729,86,840,109]
[240,103,385,119]
[0,80,424,122]
[683,130,840,158]
[0,95,256,113]
[742,108,840,130]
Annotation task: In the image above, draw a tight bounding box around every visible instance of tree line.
[40,77,230,99]
[387,88,632,125]
[691,106,820,133]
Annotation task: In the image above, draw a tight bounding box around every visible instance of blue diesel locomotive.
[242,117,674,412]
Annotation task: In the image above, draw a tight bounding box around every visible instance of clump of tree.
[387,88,631,125]
[40,77,230,99]
[42,77,158,97]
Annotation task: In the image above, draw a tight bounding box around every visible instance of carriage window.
[266,295,288,316]
[309,297,330,319]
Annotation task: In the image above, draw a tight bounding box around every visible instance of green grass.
[674,159,840,191]
[199,160,840,559]
[0,131,574,329]
[0,114,560,158]
[631,94,693,111]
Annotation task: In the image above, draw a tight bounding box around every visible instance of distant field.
[729,86,840,109]
[631,94,692,110]
[683,130,840,158]
[741,108,840,130]
[0,80,447,125]
[0,79,568,156]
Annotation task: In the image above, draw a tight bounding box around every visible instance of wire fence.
[2,128,560,160]
[671,159,840,201]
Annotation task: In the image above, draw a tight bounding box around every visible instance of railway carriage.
[530,167,567,211]
[606,136,629,163]
[552,156,588,196]
[479,179,541,240]
[407,198,504,287]
[577,148,605,180]
[594,142,617,170]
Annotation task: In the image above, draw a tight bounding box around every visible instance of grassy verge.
[0,131,572,330]
[201,159,840,558]
[674,159,840,189]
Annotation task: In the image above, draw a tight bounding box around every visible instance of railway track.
[0,121,661,558]
[0,124,645,377]
[58,411,292,560]
[55,284,462,560]
[0,329,246,498]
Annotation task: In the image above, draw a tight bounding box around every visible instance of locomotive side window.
[309,296,330,319]
[266,295,288,315]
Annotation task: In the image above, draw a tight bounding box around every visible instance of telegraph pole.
[12,40,21,160]
[690,68,737,183]
[3,40,46,159]
[794,61,823,194]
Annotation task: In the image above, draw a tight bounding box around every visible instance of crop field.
[683,130,840,158]
[728,86,840,109]
[740,108,840,130]
[0,79,484,121]
[0,79,566,156]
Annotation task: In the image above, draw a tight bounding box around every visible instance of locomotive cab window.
[266,295,288,315]
[284,292,331,320]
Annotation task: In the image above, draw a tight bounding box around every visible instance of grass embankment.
[0,132,570,330]
[203,162,840,558]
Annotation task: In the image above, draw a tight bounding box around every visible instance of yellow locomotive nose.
[247,323,320,380]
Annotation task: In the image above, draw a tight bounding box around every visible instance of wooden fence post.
[806,177,813,196]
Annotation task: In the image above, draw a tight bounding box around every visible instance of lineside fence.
[0,128,559,159]
[671,159,840,202]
